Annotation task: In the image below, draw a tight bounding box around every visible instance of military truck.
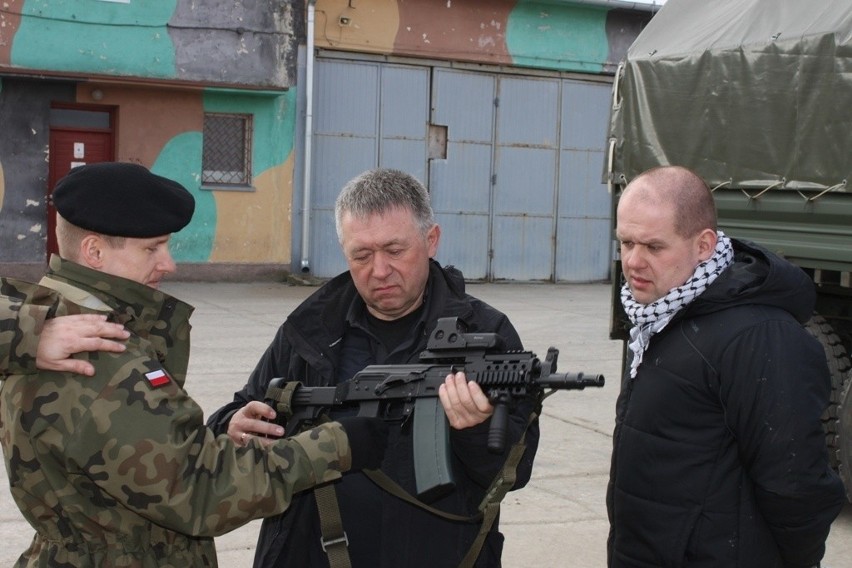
[606,0,852,498]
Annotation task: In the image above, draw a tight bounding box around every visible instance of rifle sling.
[458,404,540,568]
[267,380,301,417]
[310,468,480,568]
[314,483,352,568]
[276,379,549,568]
[270,382,353,567]
[363,469,482,523]
[314,400,543,568]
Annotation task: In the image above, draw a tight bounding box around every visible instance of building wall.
[83,85,297,266]
[1,0,299,87]
[0,0,299,279]
[0,78,295,275]
[300,0,651,282]
[0,79,74,262]
[0,0,650,281]
[312,0,648,73]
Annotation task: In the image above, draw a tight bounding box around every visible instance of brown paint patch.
[76,84,203,166]
[314,0,399,54]
[209,153,295,263]
[314,0,515,65]
[0,1,24,65]
[398,0,515,65]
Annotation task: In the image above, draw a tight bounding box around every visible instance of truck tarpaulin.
[609,0,852,190]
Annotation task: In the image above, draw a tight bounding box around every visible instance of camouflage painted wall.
[312,0,649,74]
[0,77,295,267]
[0,0,298,269]
[0,79,74,262]
[0,0,300,88]
[0,0,649,272]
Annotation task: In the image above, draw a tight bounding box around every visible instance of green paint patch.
[151,132,215,262]
[12,0,177,77]
[507,2,607,73]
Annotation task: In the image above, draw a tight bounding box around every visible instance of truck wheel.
[804,314,852,499]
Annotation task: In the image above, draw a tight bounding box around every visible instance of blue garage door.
[309,56,611,282]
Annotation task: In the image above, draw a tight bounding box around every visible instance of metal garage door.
[308,59,430,277]
[308,56,611,282]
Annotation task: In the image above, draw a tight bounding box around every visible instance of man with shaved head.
[606,165,845,567]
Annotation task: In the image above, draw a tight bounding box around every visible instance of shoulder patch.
[144,369,171,388]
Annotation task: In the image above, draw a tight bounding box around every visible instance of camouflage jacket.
[0,256,353,567]
[0,277,45,376]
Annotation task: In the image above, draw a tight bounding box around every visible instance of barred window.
[202,113,253,187]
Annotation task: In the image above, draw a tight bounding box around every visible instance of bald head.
[616,166,719,304]
[621,166,717,238]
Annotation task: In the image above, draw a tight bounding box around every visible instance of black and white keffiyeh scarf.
[621,231,734,378]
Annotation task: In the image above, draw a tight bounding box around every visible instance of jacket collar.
[42,254,194,334]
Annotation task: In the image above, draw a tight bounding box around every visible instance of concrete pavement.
[1,281,849,566]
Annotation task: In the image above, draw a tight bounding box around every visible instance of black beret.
[53,162,195,238]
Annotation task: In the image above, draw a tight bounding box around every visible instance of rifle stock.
[264,317,604,501]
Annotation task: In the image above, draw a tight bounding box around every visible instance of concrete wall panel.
[0,79,74,262]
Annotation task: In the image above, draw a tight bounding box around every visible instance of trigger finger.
[468,382,491,413]
[442,374,461,403]
[451,373,477,408]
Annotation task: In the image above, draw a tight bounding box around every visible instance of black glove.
[336,416,389,471]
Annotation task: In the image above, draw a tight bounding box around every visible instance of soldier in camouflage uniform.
[0,162,387,567]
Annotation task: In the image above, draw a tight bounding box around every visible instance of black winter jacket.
[606,239,845,568]
[207,260,540,568]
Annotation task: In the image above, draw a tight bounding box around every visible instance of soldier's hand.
[336,417,389,471]
[228,401,285,448]
[38,314,129,376]
[439,371,493,429]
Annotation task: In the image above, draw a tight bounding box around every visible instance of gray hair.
[334,168,436,241]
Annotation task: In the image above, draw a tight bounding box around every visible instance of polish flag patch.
[144,369,171,388]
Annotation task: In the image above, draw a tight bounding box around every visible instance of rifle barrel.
[538,372,605,390]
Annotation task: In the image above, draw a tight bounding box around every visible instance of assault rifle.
[264,316,604,501]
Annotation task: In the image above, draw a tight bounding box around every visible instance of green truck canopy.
[610,0,852,191]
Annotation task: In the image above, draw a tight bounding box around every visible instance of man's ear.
[696,228,718,262]
[427,224,441,258]
[79,234,106,269]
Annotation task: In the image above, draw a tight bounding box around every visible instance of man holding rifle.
[207,168,540,568]
[7,168,542,568]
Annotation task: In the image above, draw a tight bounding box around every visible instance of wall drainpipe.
[300,0,318,273]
